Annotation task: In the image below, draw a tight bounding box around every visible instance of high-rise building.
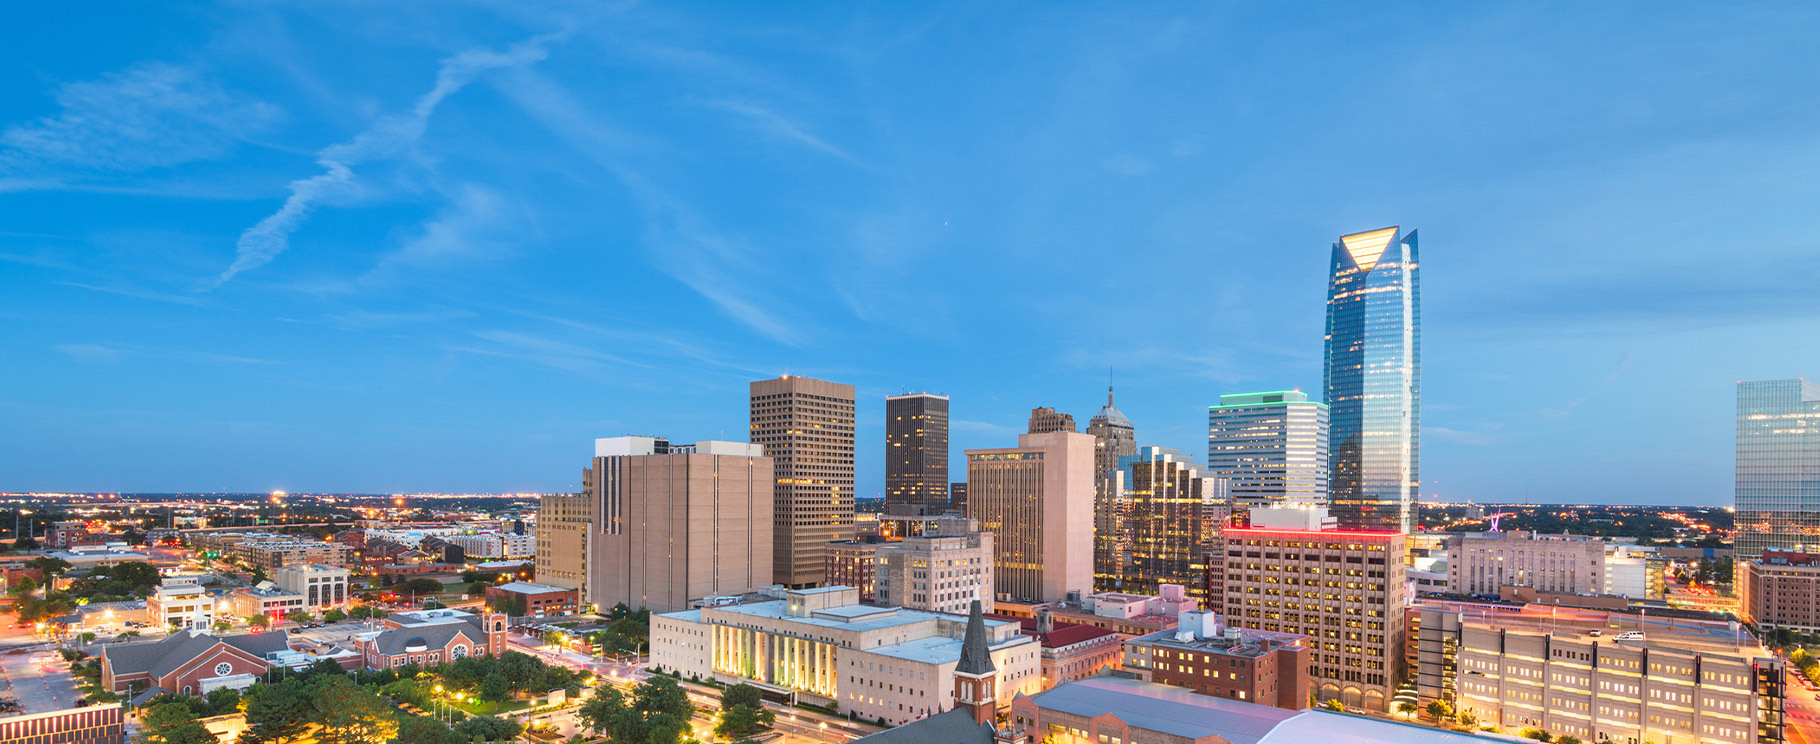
[751,376,857,588]
[1735,378,1820,562]
[1117,447,1227,606]
[535,493,593,595]
[1026,407,1076,434]
[1324,225,1420,533]
[874,516,995,615]
[1087,387,1138,591]
[885,393,950,517]
[1208,390,1329,509]
[949,482,968,514]
[966,431,1096,603]
[584,436,774,613]
[1220,505,1406,712]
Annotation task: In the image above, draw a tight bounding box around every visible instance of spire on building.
[956,598,996,676]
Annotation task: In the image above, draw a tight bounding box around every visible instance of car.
[1587,629,1602,637]
[1614,632,1644,641]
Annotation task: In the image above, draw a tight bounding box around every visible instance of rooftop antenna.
[1108,366,1115,407]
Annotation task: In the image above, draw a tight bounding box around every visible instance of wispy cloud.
[1428,426,1498,446]
[1539,351,1633,418]
[59,282,209,306]
[213,32,564,287]
[0,63,279,186]
[449,329,649,375]
[702,99,855,162]
[369,184,519,277]
[53,343,277,365]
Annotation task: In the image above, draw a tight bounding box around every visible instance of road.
[1786,667,1819,744]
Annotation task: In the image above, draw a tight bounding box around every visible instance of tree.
[1556,737,1583,744]
[307,675,397,744]
[205,686,242,716]
[422,598,446,610]
[7,576,37,596]
[1320,698,1344,712]
[349,605,378,620]
[643,712,688,744]
[137,701,218,744]
[249,566,269,585]
[286,610,314,624]
[214,621,233,633]
[14,535,38,550]
[577,687,627,734]
[479,672,510,702]
[1396,701,1418,719]
[248,614,270,630]
[452,715,522,743]
[717,684,774,739]
[1520,730,1554,742]
[78,631,97,645]
[323,609,347,623]
[397,715,465,744]
[1457,710,1478,728]
[238,681,308,744]
[1424,699,1453,721]
[25,556,72,583]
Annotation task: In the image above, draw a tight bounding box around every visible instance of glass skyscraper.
[1324,225,1419,533]
[1208,390,1329,509]
[1735,378,1820,561]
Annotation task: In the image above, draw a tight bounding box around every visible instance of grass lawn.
[451,698,532,716]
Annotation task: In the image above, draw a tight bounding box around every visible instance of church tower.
[952,597,999,725]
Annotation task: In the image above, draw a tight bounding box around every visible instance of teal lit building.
[1736,378,1820,562]
[1323,226,1419,532]
[1207,390,1328,510]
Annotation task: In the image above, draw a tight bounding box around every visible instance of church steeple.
[952,597,998,725]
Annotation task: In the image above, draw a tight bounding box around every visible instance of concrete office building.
[1416,603,1783,744]
[874,516,995,615]
[585,436,774,613]
[966,431,1096,603]
[1741,549,1820,633]
[147,582,215,630]
[536,493,592,594]
[1325,226,1421,533]
[996,584,1199,639]
[1444,531,1665,601]
[1207,390,1329,509]
[448,532,535,559]
[1115,446,1227,606]
[1220,505,1406,712]
[752,376,857,588]
[1027,407,1076,434]
[272,564,349,611]
[650,586,1040,727]
[1736,378,1820,563]
[1087,389,1139,593]
[885,393,949,517]
[1122,609,1312,710]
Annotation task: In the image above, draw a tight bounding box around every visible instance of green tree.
[238,680,308,744]
[1520,729,1554,742]
[286,610,314,624]
[248,614,270,629]
[25,556,72,584]
[1396,701,1418,719]
[7,576,37,596]
[1321,698,1344,712]
[716,702,775,740]
[577,687,627,734]
[1424,699,1453,721]
[1457,710,1478,728]
[643,712,688,744]
[323,608,347,623]
[137,701,217,744]
[307,675,398,744]
[18,592,76,623]
[78,631,97,645]
[479,672,510,702]
[249,566,269,585]
[452,715,522,743]
[205,686,242,716]
[396,715,465,744]
[213,621,233,633]
[349,605,379,620]
[1556,737,1583,744]
[633,676,695,730]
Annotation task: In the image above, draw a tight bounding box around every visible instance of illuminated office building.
[1324,226,1420,532]
[1087,387,1138,591]
[1208,390,1328,509]
[752,376,857,588]
[1735,378,1820,563]
[966,431,1096,603]
[886,393,950,517]
[1115,447,1227,606]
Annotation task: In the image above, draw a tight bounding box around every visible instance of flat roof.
[1032,677,1482,744]
[1422,601,1765,657]
[492,581,572,595]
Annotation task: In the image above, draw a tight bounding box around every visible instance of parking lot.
[0,648,81,714]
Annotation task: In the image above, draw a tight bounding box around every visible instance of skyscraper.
[1324,225,1420,533]
[1736,378,1820,562]
[536,492,593,596]
[966,431,1095,603]
[1027,407,1077,434]
[1208,390,1329,510]
[1087,387,1137,591]
[751,376,857,588]
[1118,446,1227,606]
[885,393,950,517]
[585,436,774,613]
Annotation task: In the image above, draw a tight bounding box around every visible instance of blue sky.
[4,3,1818,504]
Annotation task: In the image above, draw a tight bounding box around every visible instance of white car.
[1613,632,1644,641]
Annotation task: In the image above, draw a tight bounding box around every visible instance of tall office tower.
[1087,387,1138,591]
[966,431,1096,602]
[1221,505,1406,712]
[1324,225,1420,532]
[885,393,950,517]
[1118,446,1227,606]
[1736,378,1820,562]
[1208,390,1330,510]
[584,436,773,613]
[1027,407,1077,434]
[536,492,594,595]
[949,482,968,514]
[751,376,857,588]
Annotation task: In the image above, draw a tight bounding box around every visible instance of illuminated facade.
[1735,378,1820,563]
[1112,446,1227,607]
[650,586,1040,726]
[752,376,857,588]
[874,516,995,615]
[535,492,592,594]
[1207,390,1328,509]
[1219,506,1406,712]
[885,393,950,517]
[1086,388,1138,592]
[1324,226,1420,533]
[966,431,1096,603]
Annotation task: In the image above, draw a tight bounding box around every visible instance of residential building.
[45,521,88,548]
[1742,549,1820,633]
[232,582,306,621]
[535,492,592,594]
[1115,446,1227,606]
[1207,390,1329,509]
[1122,609,1312,710]
[1220,505,1406,712]
[447,532,535,559]
[361,609,508,670]
[1417,602,1783,744]
[100,630,288,697]
[1444,531,1665,600]
[826,540,881,603]
[1027,407,1076,434]
[273,563,349,611]
[651,587,1041,726]
[752,376,857,588]
[147,581,214,630]
[1087,388,1138,592]
[585,436,774,613]
[874,516,995,615]
[1736,378,1820,563]
[886,393,950,517]
[1006,676,1484,744]
[486,581,579,618]
[232,539,356,569]
[1324,225,1420,533]
[1008,611,1123,690]
[0,705,124,744]
[966,431,1096,603]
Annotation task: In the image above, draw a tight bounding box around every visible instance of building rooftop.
[1419,600,1766,658]
[1761,549,1820,567]
[491,581,572,595]
[1029,677,1481,744]
[1127,625,1308,659]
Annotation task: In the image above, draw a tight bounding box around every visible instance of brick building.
[100,631,287,697]
[485,582,579,618]
[361,609,508,670]
[825,540,880,602]
[1741,549,1820,633]
[1121,609,1311,710]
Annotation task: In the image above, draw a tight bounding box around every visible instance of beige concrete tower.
[751,376,857,588]
[585,436,774,613]
[535,492,594,595]
[965,431,1096,603]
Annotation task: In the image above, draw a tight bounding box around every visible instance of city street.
[1786,668,1819,744]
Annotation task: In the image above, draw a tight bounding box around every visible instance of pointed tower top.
[956,598,996,676]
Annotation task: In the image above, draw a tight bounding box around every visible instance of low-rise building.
[651,586,1041,726]
[233,539,357,569]
[1121,609,1310,710]
[448,532,535,559]
[1008,612,1123,690]
[100,630,288,698]
[1741,549,1820,633]
[485,581,579,618]
[361,609,508,670]
[825,540,881,603]
[875,516,995,615]
[147,582,214,630]
[45,545,151,569]
[1445,530,1664,601]
[0,705,124,744]
[233,582,307,621]
[995,584,1197,639]
[273,564,350,611]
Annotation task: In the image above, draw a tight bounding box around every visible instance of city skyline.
[5,5,1820,505]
